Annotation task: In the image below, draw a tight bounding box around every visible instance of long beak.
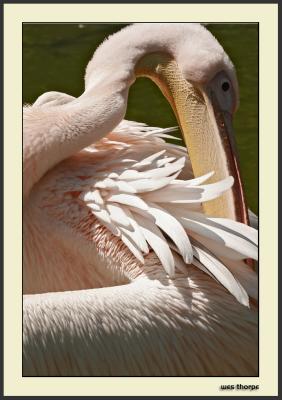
[136,54,249,225]
[205,90,249,224]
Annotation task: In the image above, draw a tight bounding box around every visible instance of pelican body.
[23,23,258,376]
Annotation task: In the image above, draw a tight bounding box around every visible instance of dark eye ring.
[221,81,230,91]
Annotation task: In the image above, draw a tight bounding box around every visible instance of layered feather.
[51,120,258,307]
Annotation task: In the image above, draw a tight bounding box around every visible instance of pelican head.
[85,23,246,223]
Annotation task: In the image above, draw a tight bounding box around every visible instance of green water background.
[23,23,258,214]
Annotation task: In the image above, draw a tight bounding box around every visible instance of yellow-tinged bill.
[137,54,249,225]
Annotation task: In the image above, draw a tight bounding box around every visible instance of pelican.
[23,23,258,376]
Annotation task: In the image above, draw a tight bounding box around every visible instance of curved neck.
[24,25,246,224]
[24,25,187,199]
[85,23,226,91]
[23,24,222,199]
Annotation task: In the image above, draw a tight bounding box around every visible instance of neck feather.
[85,23,229,90]
[23,23,230,198]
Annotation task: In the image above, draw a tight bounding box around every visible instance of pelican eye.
[221,81,230,91]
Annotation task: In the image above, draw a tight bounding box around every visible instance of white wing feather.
[147,202,193,264]
[120,208,149,254]
[192,245,250,307]
[59,121,258,306]
[133,213,176,277]
[106,203,132,228]
[167,208,258,260]
[107,193,149,210]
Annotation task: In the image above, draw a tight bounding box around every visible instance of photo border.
[3,3,278,397]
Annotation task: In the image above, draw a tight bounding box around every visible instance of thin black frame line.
[0,1,4,397]
[22,20,259,26]
[278,4,280,398]
[22,21,259,24]
[21,20,24,389]
[22,22,259,379]
[257,19,260,379]
[4,1,280,4]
